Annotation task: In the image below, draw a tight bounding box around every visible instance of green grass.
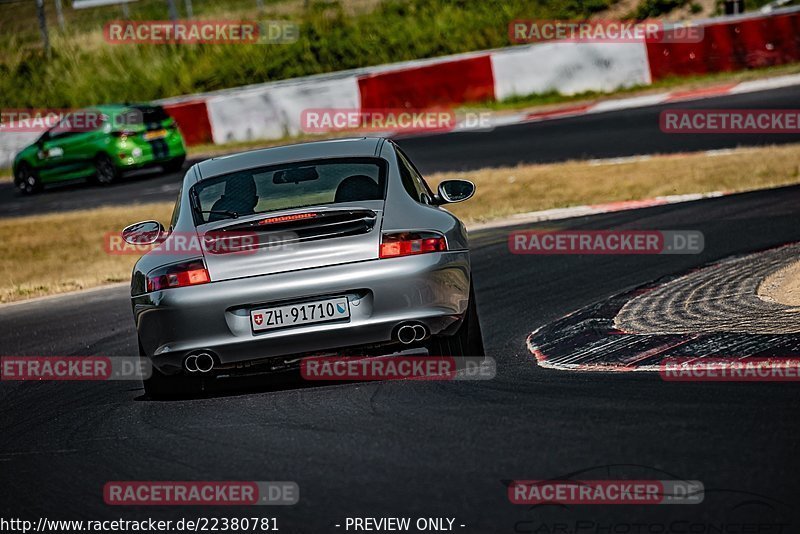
[3,0,795,109]
[633,0,690,18]
[0,0,619,108]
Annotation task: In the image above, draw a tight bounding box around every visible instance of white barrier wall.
[207,89,286,144]
[490,41,652,100]
[0,132,39,171]
[207,76,361,144]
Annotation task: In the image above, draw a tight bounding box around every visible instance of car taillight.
[146,259,210,292]
[379,232,447,259]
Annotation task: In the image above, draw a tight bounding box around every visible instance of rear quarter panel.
[130,165,200,297]
[378,141,469,252]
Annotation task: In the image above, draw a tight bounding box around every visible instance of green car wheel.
[92,153,119,185]
[14,162,42,195]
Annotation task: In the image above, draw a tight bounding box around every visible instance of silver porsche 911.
[123,137,482,398]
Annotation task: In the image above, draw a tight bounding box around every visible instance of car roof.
[195,137,387,180]
[83,103,154,112]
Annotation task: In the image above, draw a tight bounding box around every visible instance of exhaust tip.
[185,352,215,373]
[412,324,427,341]
[396,323,428,344]
[196,352,215,373]
[397,325,417,344]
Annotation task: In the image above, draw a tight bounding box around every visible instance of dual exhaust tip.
[396,323,428,345]
[184,325,428,371]
[184,352,215,373]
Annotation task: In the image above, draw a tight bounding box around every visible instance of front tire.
[14,163,42,195]
[426,283,485,357]
[92,153,119,185]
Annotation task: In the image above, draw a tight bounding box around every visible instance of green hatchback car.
[13,103,186,194]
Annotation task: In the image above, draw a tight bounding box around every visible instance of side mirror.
[436,179,475,204]
[122,220,166,245]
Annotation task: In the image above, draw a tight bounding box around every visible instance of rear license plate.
[251,297,350,332]
[144,129,167,140]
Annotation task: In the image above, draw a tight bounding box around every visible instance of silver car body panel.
[199,201,386,281]
[131,137,471,374]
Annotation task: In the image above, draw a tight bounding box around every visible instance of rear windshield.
[131,105,170,125]
[192,157,387,224]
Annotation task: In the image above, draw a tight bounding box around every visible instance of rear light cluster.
[258,212,318,225]
[143,232,445,291]
[146,259,210,292]
[379,231,447,259]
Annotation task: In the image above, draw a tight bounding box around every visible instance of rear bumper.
[118,154,184,172]
[114,131,185,169]
[132,251,470,374]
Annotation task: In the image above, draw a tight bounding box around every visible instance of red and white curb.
[519,183,798,373]
[526,328,681,373]
[452,73,800,133]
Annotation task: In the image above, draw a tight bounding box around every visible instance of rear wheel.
[14,163,42,195]
[92,153,119,185]
[426,282,484,357]
[140,341,201,399]
[162,156,185,174]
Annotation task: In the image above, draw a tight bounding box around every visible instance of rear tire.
[14,163,42,195]
[140,341,201,399]
[92,153,119,185]
[426,282,485,357]
[162,156,185,174]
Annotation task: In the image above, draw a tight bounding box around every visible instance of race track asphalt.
[1,84,798,217]
[2,183,799,531]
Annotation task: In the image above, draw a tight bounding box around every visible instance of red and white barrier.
[647,9,800,80]
[491,41,651,100]
[477,72,800,130]
[358,55,495,109]
[0,132,39,173]
[161,99,212,145]
[205,76,361,144]
[2,7,799,169]
[164,6,798,148]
